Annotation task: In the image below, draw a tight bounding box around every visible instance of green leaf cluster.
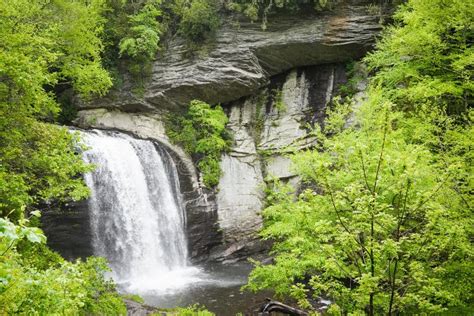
[101,0,162,91]
[0,249,127,315]
[167,100,231,188]
[0,0,109,220]
[122,293,145,304]
[177,0,220,42]
[272,88,287,113]
[154,303,215,315]
[0,211,46,246]
[118,1,162,60]
[103,0,221,80]
[247,92,473,315]
[0,3,125,311]
[0,0,112,100]
[365,0,473,114]
[0,217,126,315]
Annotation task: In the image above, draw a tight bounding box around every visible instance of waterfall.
[81,129,201,294]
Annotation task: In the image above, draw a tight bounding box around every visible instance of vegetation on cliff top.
[245,0,473,314]
[98,0,356,89]
[227,0,339,30]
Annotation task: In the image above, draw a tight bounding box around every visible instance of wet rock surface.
[41,200,93,260]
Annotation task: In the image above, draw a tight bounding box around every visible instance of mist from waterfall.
[81,130,202,294]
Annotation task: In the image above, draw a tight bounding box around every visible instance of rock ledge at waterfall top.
[79,0,382,112]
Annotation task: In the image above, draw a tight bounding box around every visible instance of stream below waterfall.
[80,129,266,315]
[138,262,272,315]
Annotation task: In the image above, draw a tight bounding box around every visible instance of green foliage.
[227,0,337,29]
[246,93,473,314]
[103,0,219,82]
[272,88,287,113]
[0,117,93,220]
[80,258,127,315]
[0,217,126,315]
[17,241,64,271]
[337,61,366,98]
[178,0,220,42]
[0,3,124,312]
[0,0,112,100]
[0,212,46,247]
[101,0,162,92]
[0,254,127,315]
[365,0,473,115]
[167,100,231,188]
[118,1,162,60]
[245,0,473,314]
[0,0,109,220]
[173,304,215,315]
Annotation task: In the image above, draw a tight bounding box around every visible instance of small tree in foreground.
[244,92,473,314]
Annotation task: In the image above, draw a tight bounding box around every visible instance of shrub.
[178,0,220,42]
[167,100,231,188]
[123,293,145,304]
[0,216,126,315]
[118,1,162,60]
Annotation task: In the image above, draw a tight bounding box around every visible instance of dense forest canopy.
[0,0,472,314]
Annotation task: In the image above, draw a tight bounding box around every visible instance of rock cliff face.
[45,0,381,262]
[212,64,349,260]
[78,0,381,112]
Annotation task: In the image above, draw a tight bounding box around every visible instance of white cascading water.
[81,130,202,294]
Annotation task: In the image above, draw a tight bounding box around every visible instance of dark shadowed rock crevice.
[41,200,93,260]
